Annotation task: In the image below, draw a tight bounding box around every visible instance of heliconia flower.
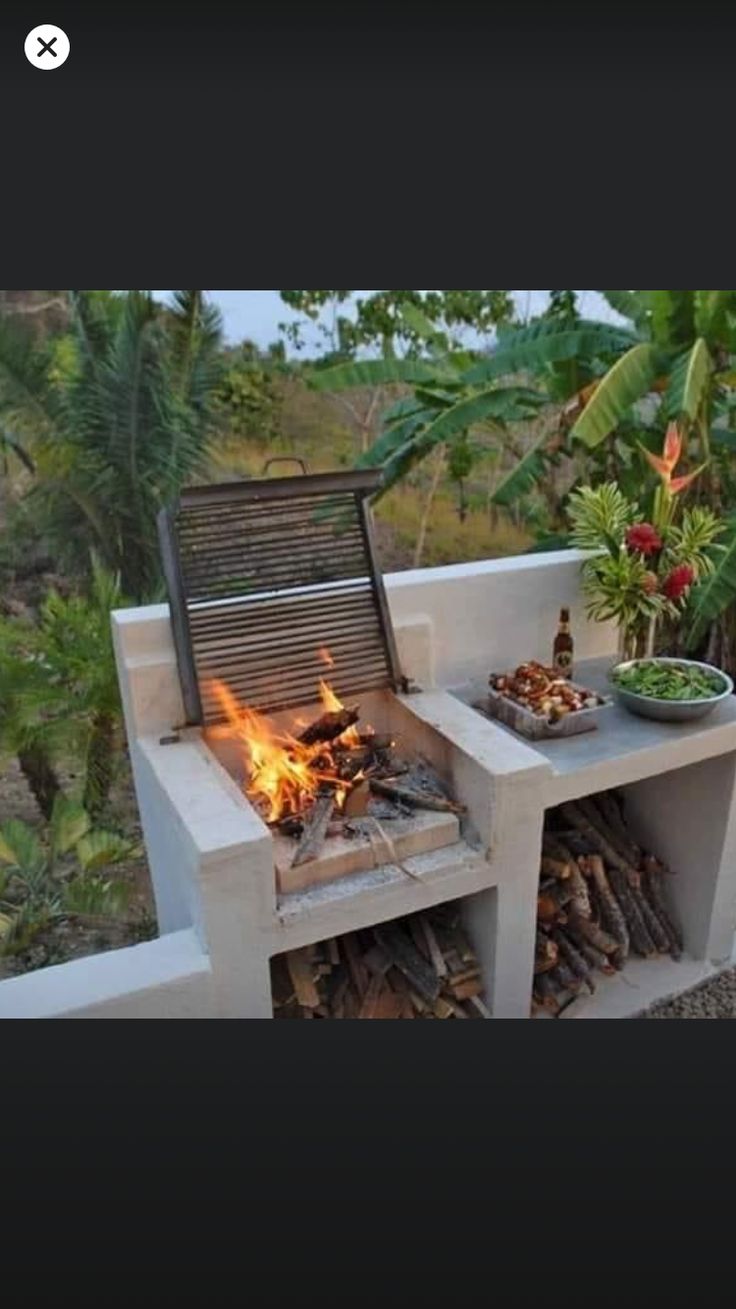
[641,572,659,595]
[626,523,663,556]
[662,423,683,469]
[641,423,706,497]
[663,564,696,602]
[670,466,707,495]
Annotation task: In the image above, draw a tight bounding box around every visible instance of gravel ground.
[636,969,736,1018]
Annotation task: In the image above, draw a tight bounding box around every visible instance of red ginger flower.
[642,572,659,595]
[663,564,695,602]
[626,523,662,556]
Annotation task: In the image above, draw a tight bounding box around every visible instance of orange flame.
[318,676,362,747]
[206,660,369,823]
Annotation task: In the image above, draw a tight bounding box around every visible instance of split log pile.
[533,790,683,1016]
[272,903,489,1019]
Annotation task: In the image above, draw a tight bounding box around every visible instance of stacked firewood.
[273,904,489,1019]
[534,791,683,1016]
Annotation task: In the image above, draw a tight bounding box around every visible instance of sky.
[153,291,624,353]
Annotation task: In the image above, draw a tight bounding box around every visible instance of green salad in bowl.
[609,658,733,723]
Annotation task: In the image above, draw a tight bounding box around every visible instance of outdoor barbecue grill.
[157,465,407,726]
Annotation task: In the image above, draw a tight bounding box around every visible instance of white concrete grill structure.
[2,548,736,1018]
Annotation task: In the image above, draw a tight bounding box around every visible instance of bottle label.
[554,650,573,672]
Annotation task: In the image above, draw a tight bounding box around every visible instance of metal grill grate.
[158,469,405,725]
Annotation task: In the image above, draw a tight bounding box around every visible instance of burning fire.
[318,678,362,747]
[207,653,369,824]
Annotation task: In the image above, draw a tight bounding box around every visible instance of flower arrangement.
[567,424,725,660]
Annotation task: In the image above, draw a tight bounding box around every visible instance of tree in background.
[279,290,514,359]
[0,290,223,599]
[282,290,516,464]
[212,339,287,450]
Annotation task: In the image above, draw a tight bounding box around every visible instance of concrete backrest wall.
[112,549,617,740]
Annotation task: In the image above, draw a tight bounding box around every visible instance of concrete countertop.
[452,656,736,807]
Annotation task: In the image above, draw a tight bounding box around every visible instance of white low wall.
[385,550,616,689]
[0,549,615,1019]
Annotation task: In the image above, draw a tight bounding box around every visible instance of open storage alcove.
[454,655,736,1018]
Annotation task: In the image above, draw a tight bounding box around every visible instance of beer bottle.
[553,608,574,679]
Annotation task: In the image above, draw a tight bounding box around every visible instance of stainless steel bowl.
[609,657,734,723]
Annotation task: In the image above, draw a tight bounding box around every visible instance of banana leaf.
[461,320,637,387]
[663,339,711,422]
[686,516,736,648]
[570,343,660,447]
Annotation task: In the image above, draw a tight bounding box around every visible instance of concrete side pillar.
[135,737,276,1018]
[467,781,545,1018]
[390,690,551,1017]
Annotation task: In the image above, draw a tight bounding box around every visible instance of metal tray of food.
[484,663,612,741]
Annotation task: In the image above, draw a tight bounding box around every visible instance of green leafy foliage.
[76,829,139,872]
[686,516,736,649]
[280,290,514,358]
[50,794,91,858]
[0,291,223,600]
[62,875,132,917]
[598,291,650,328]
[0,559,127,818]
[567,483,639,553]
[0,803,134,957]
[649,291,695,350]
[663,339,711,422]
[568,474,725,652]
[570,344,660,447]
[581,549,668,628]
[665,506,724,579]
[462,320,637,387]
[0,820,44,877]
[491,432,556,507]
[693,291,736,344]
[309,358,454,392]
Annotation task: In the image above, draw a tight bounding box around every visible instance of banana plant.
[0,794,137,956]
[570,292,736,450]
[309,311,636,503]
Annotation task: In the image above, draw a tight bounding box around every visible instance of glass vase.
[616,623,648,663]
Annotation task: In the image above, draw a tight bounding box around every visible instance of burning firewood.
[292,794,335,866]
[368,777,466,814]
[298,706,360,746]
